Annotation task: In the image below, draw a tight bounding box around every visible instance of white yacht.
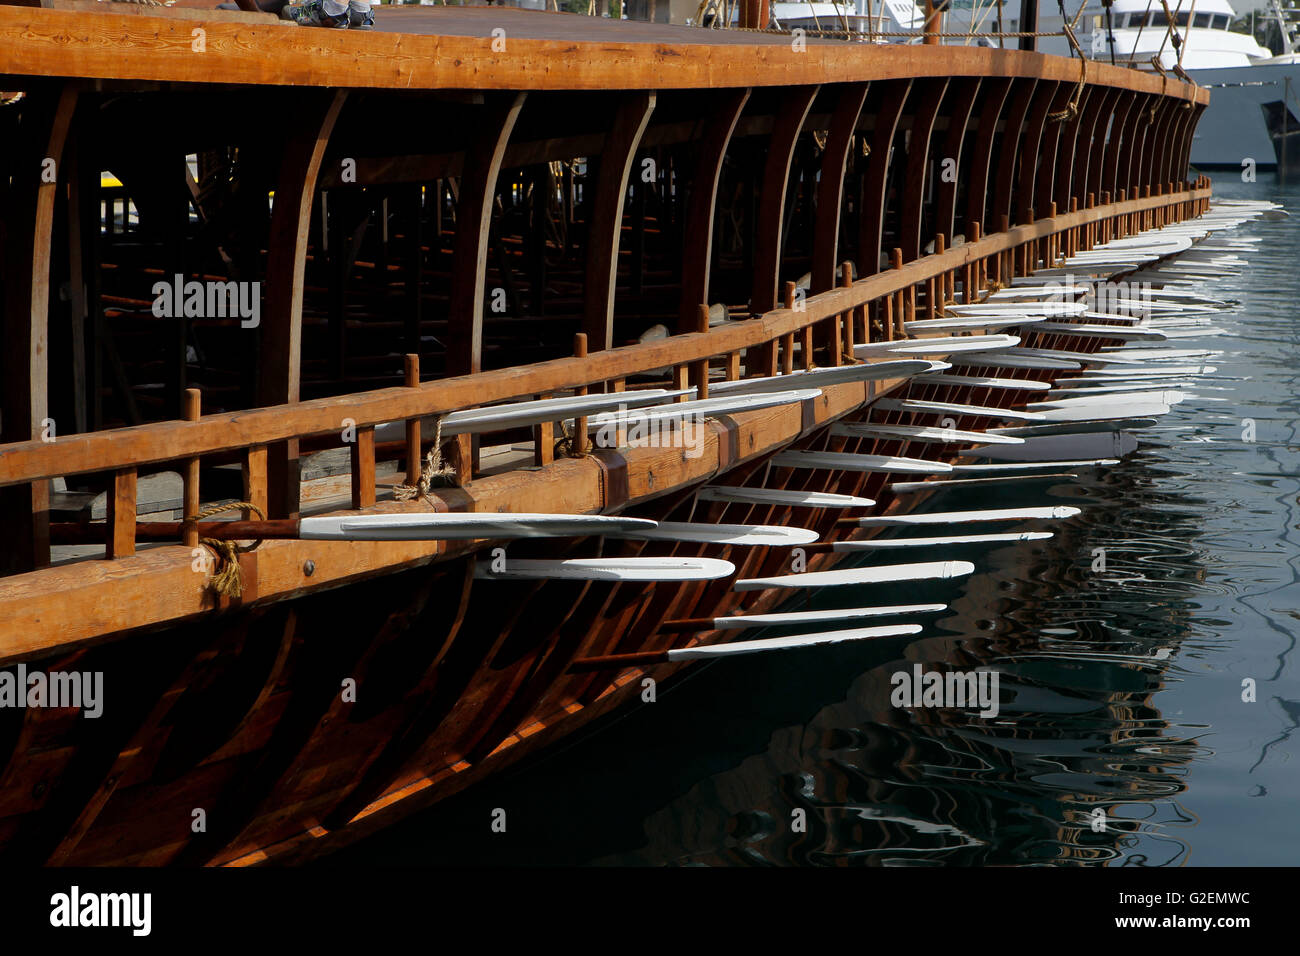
[1038,0,1297,169]
[761,0,1300,170]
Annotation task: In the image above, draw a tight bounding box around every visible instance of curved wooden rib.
[858,79,913,278]
[678,88,751,333]
[0,82,76,574]
[583,91,657,353]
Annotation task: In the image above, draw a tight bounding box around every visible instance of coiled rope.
[393,416,458,505]
[185,501,265,598]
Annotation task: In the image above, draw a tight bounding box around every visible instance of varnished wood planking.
[0,7,1209,104]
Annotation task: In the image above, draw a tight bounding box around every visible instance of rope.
[393,416,458,504]
[977,279,1005,303]
[1048,56,1088,123]
[554,416,594,459]
[185,501,265,599]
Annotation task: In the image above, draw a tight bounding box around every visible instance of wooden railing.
[0,181,1212,567]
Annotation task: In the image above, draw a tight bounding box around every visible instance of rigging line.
[1131,0,1155,64]
[1155,0,1190,64]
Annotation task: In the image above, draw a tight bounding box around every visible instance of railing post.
[892,247,906,337]
[693,304,711,400]
[782,282,798,375]
[107,468,137,560]
[840,262,856,358]
[245,444,269,515]
[403,354,423,486]
[351,427,377,507]
[183,388,201,550]
[573,333,589,453]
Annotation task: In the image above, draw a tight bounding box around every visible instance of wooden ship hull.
[0,2,1211,865]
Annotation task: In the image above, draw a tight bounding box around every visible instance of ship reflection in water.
[334,175,1299,867]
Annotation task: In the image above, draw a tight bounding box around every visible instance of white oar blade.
[666,624,923,661]
[853,334,1020,357]
[832,532,1054,548]
[708,360,939,395]
[475,557,736,582]
[832,422,1025,445]
[699,487,877,508]
[856,506,1080,526]
[734,560,975,591]
[950,459,1119,473]
[711,603,946,629]
[772,450,954,474]
[301,512,657,541]
[961,431,1139,461]
[613,521,819,546]
[872,397,1047,422]
[889,473,1078,492]
[1036,402,1169,422]
[913,373,1051,391]
[949,353,1081,371]
[586,388,821,428]
[434,389,687,437]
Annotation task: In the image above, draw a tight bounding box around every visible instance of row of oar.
[571,199,1275,667]
[196,200,1270,670]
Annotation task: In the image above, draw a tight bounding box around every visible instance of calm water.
[335,173,1300,867]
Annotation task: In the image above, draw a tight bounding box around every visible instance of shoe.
[348,0,374,29]
[280,0,349,27]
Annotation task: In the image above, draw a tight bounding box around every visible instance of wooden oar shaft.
[569,650,667,672]
[658,618,712,632]
[50,519,301,544]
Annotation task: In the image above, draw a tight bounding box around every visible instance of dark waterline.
[331,173,1300,867]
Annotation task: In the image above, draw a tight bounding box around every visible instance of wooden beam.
[932,78,981,245]
[678,88,749,333]
[989,78,1037,231]
[963,77,1012,237]
[0,10,1211,106]
[810,82,869,294]
[1076,86,1118,207]
[749,85,819,316]
[445,91,527,473]
[1014,80,1060,225]
[256,89,347,520]
[857,79,912,277]
[1034,82,1079,219]
[899,78,949,261]
[1100,90,1138,198]
[0,82,76,575]
[1118,93,1154,196]
[582,91,656,353]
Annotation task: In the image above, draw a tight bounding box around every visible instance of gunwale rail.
[0,5,1210,103]
[0,186,1210,490]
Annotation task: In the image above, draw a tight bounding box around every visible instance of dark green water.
[334,173,1299,867]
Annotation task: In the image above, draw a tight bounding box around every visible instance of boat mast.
[1019,0,1038,48]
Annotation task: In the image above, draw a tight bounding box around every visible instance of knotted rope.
[977,279,1005,304]
[185,501,265,599]
[1048,56,1088,124]
[555,416,595,459]
[393,417,458,505]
